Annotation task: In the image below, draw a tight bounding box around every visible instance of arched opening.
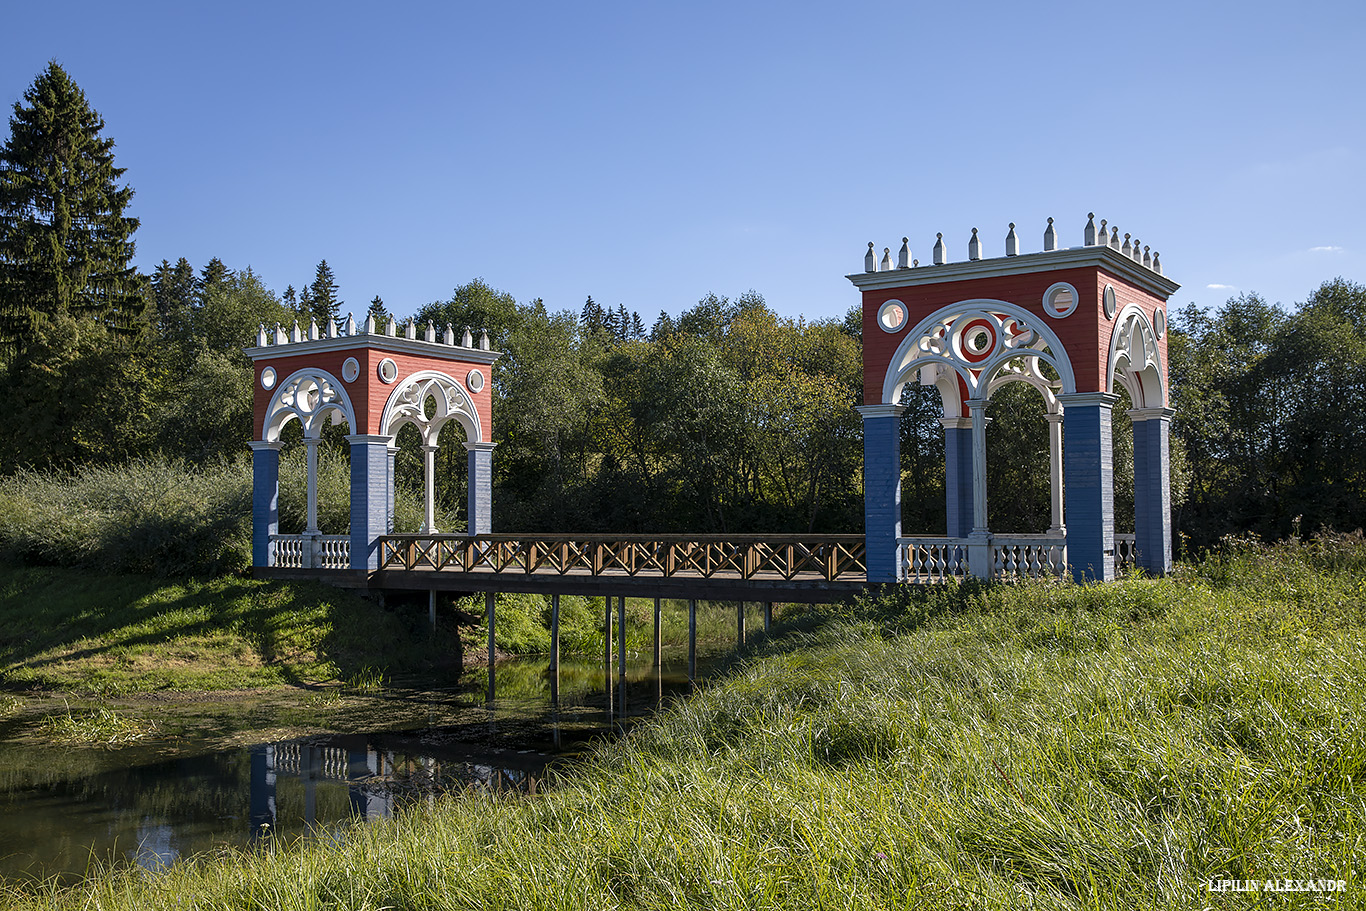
[985,381,1051,533]
[898,382,947,535]
[391,420,469,533]
[380,371,483,535]
[276,415,352,535]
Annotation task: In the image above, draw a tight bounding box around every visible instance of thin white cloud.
[1309,245,1344,253]
[1207,283,1237,290]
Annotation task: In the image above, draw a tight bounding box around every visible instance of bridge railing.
[271,534,351,569]
[378,534,867,582]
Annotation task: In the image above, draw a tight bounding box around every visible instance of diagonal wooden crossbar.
[379,534,867,583]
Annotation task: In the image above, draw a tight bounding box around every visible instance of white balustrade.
[270,534,351,569]
[990,535,1068,580]
[898,537,969,582]
[1115,534,1137,573]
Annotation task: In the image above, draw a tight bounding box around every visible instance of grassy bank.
[7,534,1364,909]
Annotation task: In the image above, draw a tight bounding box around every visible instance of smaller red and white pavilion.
[246,314,500,572]
[849,215,1178,583]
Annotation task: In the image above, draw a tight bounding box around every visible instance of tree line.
[2,62,1364,554]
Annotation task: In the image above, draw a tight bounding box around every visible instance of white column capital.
[1058,391,1121,409]
[346,433,395,446]
[1044,411,1064,425]
[856,404,906,420]
[420,443,441,454]
[940,417,973,430]
[249,440,283,452]
[464,441,498,453]
[1127,407,1176,422]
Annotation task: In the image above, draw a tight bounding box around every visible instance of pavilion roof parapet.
[859,213,1165,278]
[254,313,494,354]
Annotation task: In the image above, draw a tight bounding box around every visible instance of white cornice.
[245,334,502,365]
[846,245,1180,300]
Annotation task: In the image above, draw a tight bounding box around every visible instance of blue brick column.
[942,418,974,539]
[465,442,496,535]
[858,404,906,584]
[1060,393,1118,582]
[249,442,282,568]
[1130,407,1174,575]
[348,435,392,571]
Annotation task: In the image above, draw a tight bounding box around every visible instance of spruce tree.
[196,257,232,303]
[367,295,389,325]
[150,256,196,339]
[309,260,341,325]
[0,62,143,355]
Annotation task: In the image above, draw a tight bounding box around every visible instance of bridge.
[244,216,1176,695]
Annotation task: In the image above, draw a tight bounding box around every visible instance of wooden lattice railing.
[379,535,867,582]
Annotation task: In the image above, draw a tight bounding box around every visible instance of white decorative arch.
[263,368,357,442]
[379,370,483,445]
[1107,305,1164,407]
[985,356,1061,413]
[882,299,1076,416]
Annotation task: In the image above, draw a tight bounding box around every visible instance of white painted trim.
[1042,281,1079,319]
[249,440,284,451]
[846,243,1180,299]
[245,333,502,365]
[880,299,1077,408]
[380,369,484,445]
[346,434,395,445]
[1127,407,1175,422]
[876,299,909,333]
[1057,391,1121,408]
[855,404,907,419]
[463,441,498,452]
[1106,304,1165,408]
[263,367,358,443]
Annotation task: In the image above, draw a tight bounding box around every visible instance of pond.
[0,651,721,886]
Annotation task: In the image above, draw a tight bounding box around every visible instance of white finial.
[424,320,436,342]
[865,242,876,272]
[309,319,320,341]
[256,324,268,346]
[1143,245,1152,268]
[404,320,416,339]
[912,258,919,267]
[1043,217,1057,252]
[897,237,910,269]
[1005,223,1018,256]
[462,327,473,347]
[327,316,338,338]
[1110,226,1120,249]
[1152,251,1162,274]
[880,247,893,271]
[345,313,356,335]
[387,317,397,337]
[1122,233,1132,257]
[1084,213,1097,246]
[968,228,981,260]
[443,324,455,345]
[290,320,301,343]
[1131,237,1142,262]
[274,324,287,345]
[1098,219,1108,247]
[363,312,376,334]
[478,330,490,350]
[933,232,945,265]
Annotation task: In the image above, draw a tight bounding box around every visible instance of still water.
[0,653,715,885]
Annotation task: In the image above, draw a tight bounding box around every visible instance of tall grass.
[8,535,1363,909]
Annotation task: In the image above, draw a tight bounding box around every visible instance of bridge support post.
[486,592,496,704]
[1130,408,1174,575]
[348,435,392,572]
[736,602,745,648]
[652,598,662,669]
[465,442,496,535]
[1061,393,1118,582]
[604,596,613,716]
[858,404,906,584]
[549,593,560,703]
[428,590,436,630]
[688,599,697,681]
[763,602,772,633]
[250,442,282,568]
[617,596,627,688]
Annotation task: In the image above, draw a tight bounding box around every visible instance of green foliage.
[0,457,251,576]
[307,260,341,326]
[9,538,1365,909]
[0,62,144,356]
[40,706,158,747]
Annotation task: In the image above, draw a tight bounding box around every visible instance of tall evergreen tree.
[150,256,196,340]
[308,260,341,325]
[196,257,232,303]
[0,62,143,355]
[367,295,390,325]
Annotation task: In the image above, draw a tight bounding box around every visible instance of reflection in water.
[0,650,717,886]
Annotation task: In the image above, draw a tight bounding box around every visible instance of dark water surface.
[0,653,714,885]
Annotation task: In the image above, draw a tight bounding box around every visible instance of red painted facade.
[860,265,1169,407]
[251,345,494,441]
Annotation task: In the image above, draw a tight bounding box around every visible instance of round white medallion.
[342,357,360,382]
[1154,307,1167,339]
[466,369,485,393]
[1042,282,1079,319]
[877,299,907,333]
[260,366,276,390]
[377,357,399,384]
[1102,285,1117,320]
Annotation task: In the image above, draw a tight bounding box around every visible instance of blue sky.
[4,0,1363,325]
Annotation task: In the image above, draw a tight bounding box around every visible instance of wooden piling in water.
[688,598,697,681]
[737,601,745,647]
[763,601,772,632]
[653,597,662,668]
[486,592,496,703]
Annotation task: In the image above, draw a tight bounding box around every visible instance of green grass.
[0,564,463,693]
[39,705,158,746]
[7,534,1364,909]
